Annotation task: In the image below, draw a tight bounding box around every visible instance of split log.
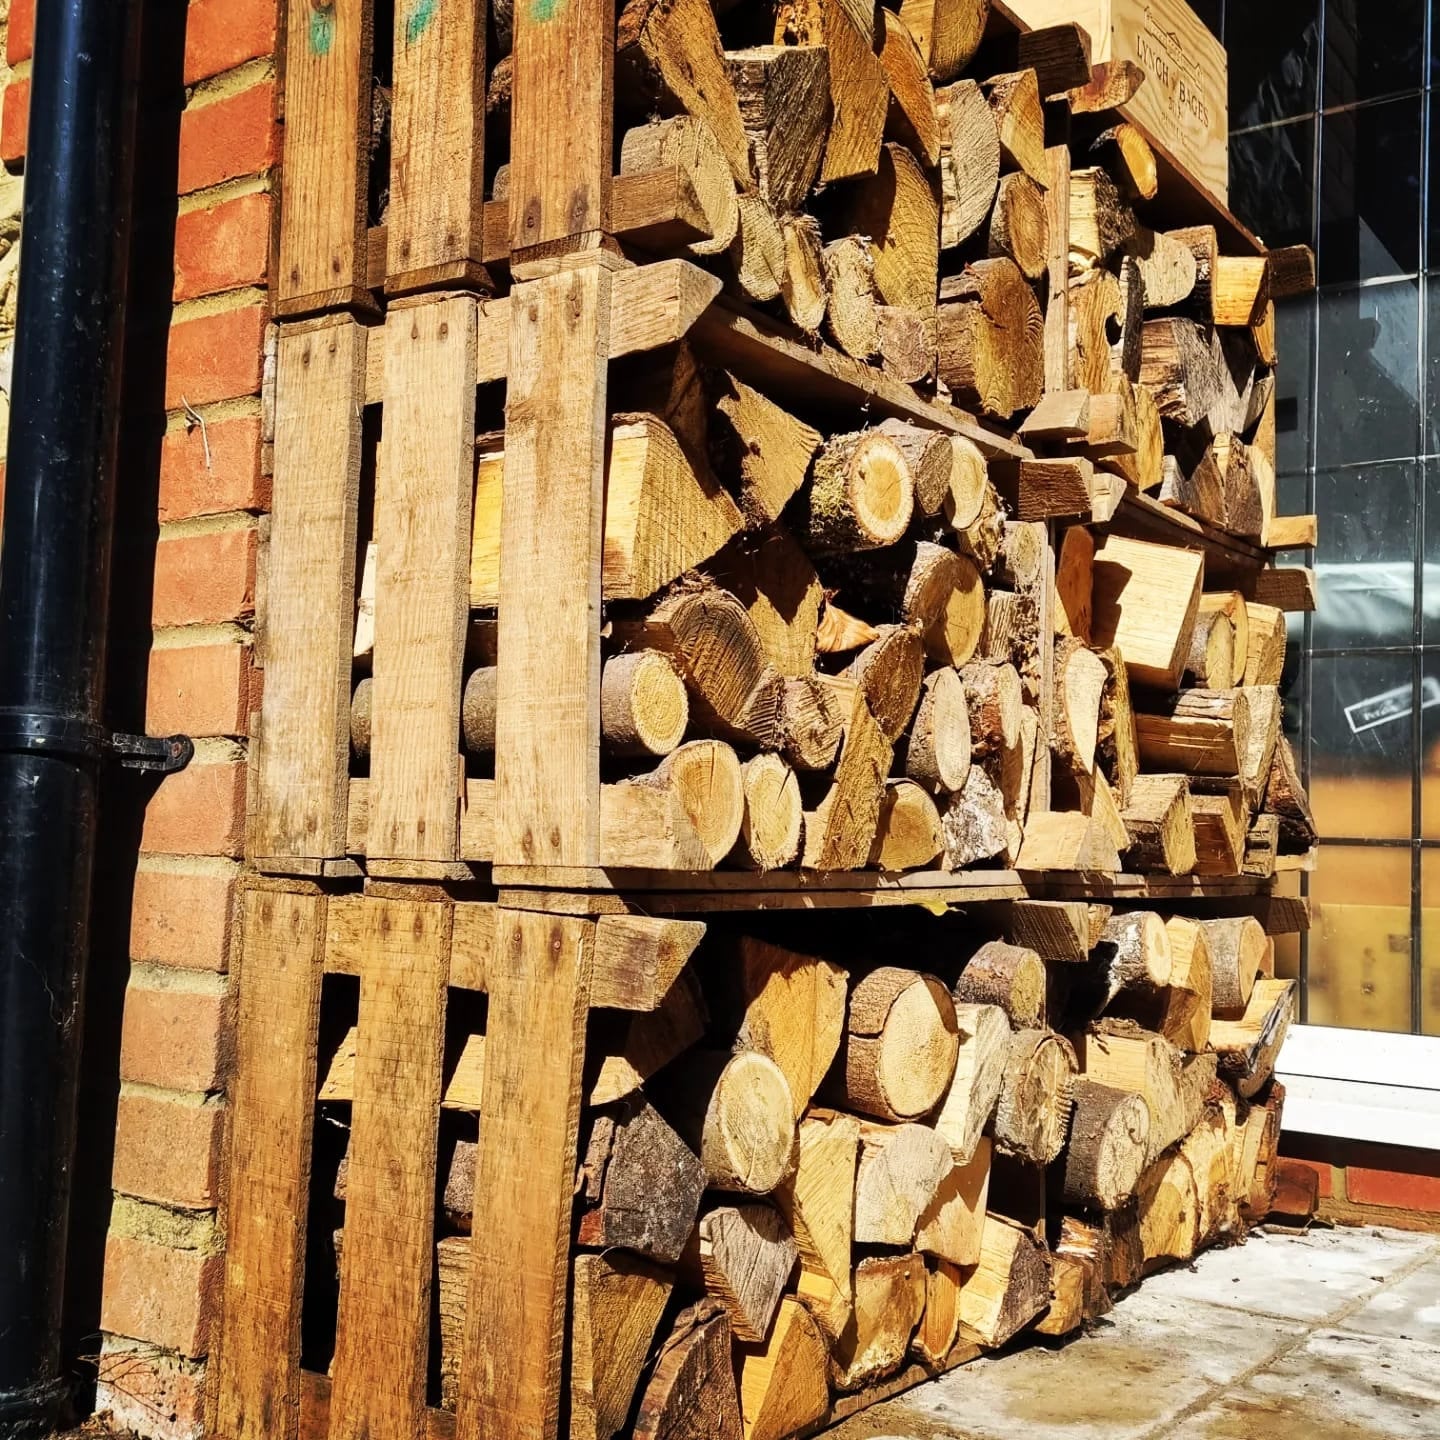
[620,116,739,257]
[780,213,828,333]
[1179,1106,1236,1243]
[801,693,892,870]
[726,44,831,212]
[1091,121,1157,200]
[1184,604,1237,690]
[458,668,497,756]
[828,1253,926,1391]
[1097,911,1173,1006]
[912,1258,964,1364]
[714,528,823,680]
[879,9,942,166]
[961,659,1023,760]
[994,1028,1077,1164]
[1136,689,1254,778]
[876,303,934,382]
[776,1110,858,1300]
[1243,602,1287,686]
[1168,224,1218,319]
[1137,1147,1201,1268]
[730,191,787,303]
[843,966,960,1122]
[1033,1251,1099,1337]
[601,740,746,870]
[579,1099,706,1262]
[1069,166,1135,263]
[591,968,708,1106]
[1006,899,1110,965]
[1200,916,1268,1019]
[799,428,915,554]
[954,941,1046,1028]
[1014,810,1122,873]
[1265,735,1317,853]
[998,519,1047,594]
[1211,978,1295,1098]
[1054,638,1107,776]
[949,459,1004,572]
[1190,783,1246,877]
[900,0,991,82]
[854,1121,952,1245]
[932,1002,1009,1163]
[665,1050,797,1194]
[1122,226,1197,308]
[1066,57,1145,113]
[823,235,880,361]
[602,652,690,758]
[938,259,1045,419]
[1069,268,1122,394]
[849,626,926,740]
[572,1254,675,1440]
[1062,1079,1151,1209]
[1244,814,1281,879]
[698,1203,798,1342]
[1120,774,1196,877]
[710,375,823,528]
[1140,317,1233,428]
[877,419,959,517]
[869,780,946,870]
[1053,525,1094,643]
[937,78,1001,247]
[1199,592,1250,687]
[634,1300,743,1440]
[1091,534,1204,689]
[956,1216,1050,1348]
[736,1297,830,1440]
[1213,255,1270,328]
[983,69,1046,184]
[1075,1027,1214,1162]
[730,754,804,872]
[780,674,847,772]
[1096,646,1140,802]
[845,142,940,315]
[873,542,986,669]
[905,667,973,795]
[941,765,1009,867]
[979,591,1040,689]
[989,171,1050,280]
[916,1138,992,1266]
[1239,685,1282,811]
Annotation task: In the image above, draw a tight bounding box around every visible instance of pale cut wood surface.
[213,891,326,1440]
[456,911,594,1440]
[329,901,449,1440]
[495,260,615,868]
[370,298,477,861]
[253,319,364,859]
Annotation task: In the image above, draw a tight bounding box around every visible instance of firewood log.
[1054,638,1107,777]
[1211,978,1295,1098]
[714,528,824,680]
[854,1120,952,1244]
[713,936,848,1116]
[1189,781,1246,877]
[1197,592,1250,687]
[801,694,892,870]
[842,966,960,1121]
[1091,121,1157,201]
[696,1202,798,1342]
[736,1297,830,1440]
[1183,604,1236,691]
[1053,526,1094,642]
[1069,165,1135,264]
[1265,735,1316,853]
[774,0,888,184]
[1033,1251,1099,1336]
[849,626,926,740]
[937,259,1045,419]
[780,213,828,333]
[961,659,1023,759]
[1199,916,1267,1019]
[879,9,942,166]
[1120,774,1197,876]
[1005,899,1109,964]
[1243,602,1287,686]
[916,1136,992,1266]
[621,116,740,257]
[710,375,823,528]
[1097,911,1173,1006]
[1091,535,1203,689]
[1137,1147,1201,1268]
[780,674,847,771]
[822,235,880,361]
[591,969,708,1106]
[912,1257,964,1363]
[1120,226,1197,310]
[869,780,946,870]
[601,652,690,758]
[1062,1079,1152,1209]
[997,519,1046,593]
[730,191,787,303]
[900,0,991,83]
[1136,688,1254,778]
[995,1028,1077,1164]
[936,78,1001,247]
[729,754,803,872]
[572,1254,675,1440]
[1095,647,1140,806]
[955,941,1046,1028]
[877,304,936,383]
[979,591,1040,691]
[947,445,1004,569]
[579,1099,706,1262]
[1140,317,1232,428]
[799,428,915,554]
[846,142,940,315]
[665,1050,797,1194]
[1076,1026,1214,1162]
[988,171,1050,279]
[905,667,972,793]
[1244,814,1281,878]
[956,1215,1050,1348]
[1213,254,1270,328]
[940,765,1009,867]
[634,1300,743,1440]
[618,0,751,187]
[983,69,1046,183]
[726,44,831,212]
[776,1110,857,1301]
[828,1253,927,1390]
[877,419,953,517]
[601,740,746,870]
[932,1002,1009,1162]
[1239,685,1282,811]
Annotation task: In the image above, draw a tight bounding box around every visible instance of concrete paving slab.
[1336,1254,1440,1347]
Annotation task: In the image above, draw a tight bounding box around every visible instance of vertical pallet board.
[277,0,374,315]
[1043,144,1072,394]
[213,888,327,1440]
[368,297,478,864]
[455,910,595,1440]
[493,260,616,868]
[253,318,366,865]
[329,898,450,1437]
[386,0,488,293]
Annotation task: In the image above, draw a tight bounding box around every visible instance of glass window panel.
[1309,844,1414,1032]
[1425,279,1440,453]
[1319,97,1422,284]
[1308,653,1415,839]
[1272,871,1304,985]
[1323,0,1426,107]
[1419,664,1440,836]
[1311,462,1417,650]
[1422,457,1440,642]
[1419,851,1440,1035]
[1314,280,1420,467]
[1275,296,1316,477]
[1229,119,1316,252]
[1227,1,1320,128]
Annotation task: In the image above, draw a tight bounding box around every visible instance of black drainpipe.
[0,1,189,1432]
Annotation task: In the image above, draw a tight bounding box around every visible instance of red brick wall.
[1280,1135,1440,1233]
[2,3,278,1434]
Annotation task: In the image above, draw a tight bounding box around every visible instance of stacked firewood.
[319,908,1293,1434]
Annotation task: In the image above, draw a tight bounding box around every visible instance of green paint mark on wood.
[309,2,335,55]
[405,0,438,45]
[530,0,563,21]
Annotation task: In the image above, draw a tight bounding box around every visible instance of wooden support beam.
[1043,143,1072,394]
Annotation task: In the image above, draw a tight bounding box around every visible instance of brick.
[2,76,29,165]
[1278,1154,1332,1199]
[147,643,253,737]
[165,305,267,411]
[152,528,256,628]
[131,869,236,973]
[112,1092,223,1209]
[174,192,271,302]
[178,81,276,195]
[7,0,34,65]
[184,0,277,85]
[97,1339,206,1440]
[141,761,247,857]
[120,982,229,1092]
[159,413,268,523]
[1347,1164,1440,1213]
[102,1234,222,1359]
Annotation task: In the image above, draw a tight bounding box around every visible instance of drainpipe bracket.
[0,712,193,773]
[108,731,194,774]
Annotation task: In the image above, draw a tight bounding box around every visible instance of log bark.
[602,652,690,758]
[1069,165,1135,263]
[843,966,960,1122]
[994,1028,1078,1165]
[954,941,1046,1028]
[1136,688,1254,778]
[961,659,1023,759]
[938,259,1045,419]
[877,418,955,517]
[697,1202,798,1342]
[941,765,1009,867]
[634,1300,743,1440]
[1062,1079,1151,1210]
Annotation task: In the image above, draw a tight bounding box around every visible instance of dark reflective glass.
[1275,296,1316,476]
[1227,0,1320,127]
[1323,0,1426,107]
[1229,119,1316,251]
